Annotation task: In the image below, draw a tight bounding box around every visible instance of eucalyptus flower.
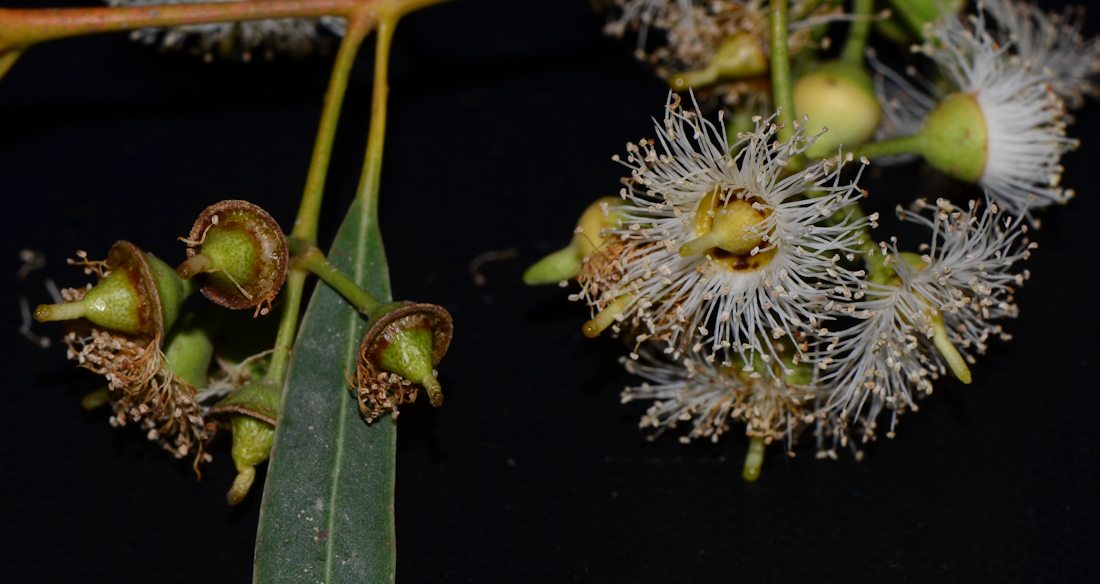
[866,8,1079,217]
[578,94,875,377]
[816,198,1033,450]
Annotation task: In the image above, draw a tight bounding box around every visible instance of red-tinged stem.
[0,0,363,50]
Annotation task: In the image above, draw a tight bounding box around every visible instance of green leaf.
[253,196,394,583]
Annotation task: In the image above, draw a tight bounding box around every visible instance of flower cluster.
[59,283,214,471]
[553,0,1092,475]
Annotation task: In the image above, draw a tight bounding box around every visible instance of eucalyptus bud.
[668,32,768,90]
[209,382,280,506]
[34,241,193,338]
[524,196,620,285]
[177,200,288,314]
[888,0,966,37]
[916,92,987,183]
[793,61,881,159]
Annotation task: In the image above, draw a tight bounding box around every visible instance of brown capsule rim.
[359,302,454,370]
[106,240,164,340]
[185,199,289,310]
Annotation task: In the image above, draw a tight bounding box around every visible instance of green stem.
[770,0,795,143]
[266,11,371,387]
[357,12,395,225]
[841,0,875,65]
[262,0,449,385]
[289,236,383,313]
[264,269,306,386]
[291,11,373,246]
[852,133,926,160]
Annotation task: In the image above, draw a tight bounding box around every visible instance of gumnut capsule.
[34,240,193,338]
[177,200,288,315]
[354,302,453,422]
[524,196,621,285]
[209,382,280,505]
[668,32,768,90]
[793,60,881,159]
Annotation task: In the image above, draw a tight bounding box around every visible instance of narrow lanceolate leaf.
[254,196,394,583]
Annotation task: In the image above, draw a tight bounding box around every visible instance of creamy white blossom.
[817,198,1033,445]
[875,9,1079,216]
[985,0,1100,110]
[581,94,875,376]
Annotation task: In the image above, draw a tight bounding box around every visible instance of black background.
[2,0,1098,582]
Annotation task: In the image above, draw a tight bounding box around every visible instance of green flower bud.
[794,61,882,159]
[177,200,288,314]
[209,382,280,506]
[524,196,620,285]
[163,311,218,388]
[917,92,987,183]
[887,0,966,37]
[355,302,453,419]
[34,241,194,338]
[669,32,768,90]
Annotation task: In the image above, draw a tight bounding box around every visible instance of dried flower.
[64,318,213,471]
[107,0,346,61]
[622,345,815,448]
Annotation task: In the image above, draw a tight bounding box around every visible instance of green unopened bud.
[209,382,280,506]
[34,241,194,338]
[917,92,987,183]
[178,200,288,313]
[524,196,620,285]
[357,302,453,412]
[163,312,218,388]
[669,32,768,90]
[794,61,881,159]
[887,0,966,37]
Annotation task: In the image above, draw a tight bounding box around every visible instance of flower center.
[679,188,777,272]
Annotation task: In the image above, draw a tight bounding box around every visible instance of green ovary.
[380,327,442,406]
[227,415,274,506]
[202,227,259,287]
